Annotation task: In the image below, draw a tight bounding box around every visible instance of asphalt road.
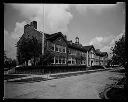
[4,69,125,99]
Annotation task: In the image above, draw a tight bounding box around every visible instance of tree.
[17,36,42,66]
[111,33,128,96]
[4,51,8,63]
[38,50,54,65]
[4,51,17,69]
[111,34,126,68]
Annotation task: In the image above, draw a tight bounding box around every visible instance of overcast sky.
[4,3,125,59]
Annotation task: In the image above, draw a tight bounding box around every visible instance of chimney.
[69,40,72,44]
[30,21,37,29]
[75,36,79,44]
[24,24,30,33]
[64,35,67,40]
[96,49,100,52]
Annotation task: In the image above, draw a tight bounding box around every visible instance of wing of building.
[16,21,108,67]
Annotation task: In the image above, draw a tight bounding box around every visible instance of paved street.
[4,69,125,99]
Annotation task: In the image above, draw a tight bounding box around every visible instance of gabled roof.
[83,45,95,51]
[95,50,108,57]
[44,32,108,56]
[45,32,67,43]
[67,42,85,51]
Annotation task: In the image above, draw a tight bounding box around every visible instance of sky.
[4,3,125,59]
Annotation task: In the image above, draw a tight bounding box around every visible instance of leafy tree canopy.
[111,34,126,68]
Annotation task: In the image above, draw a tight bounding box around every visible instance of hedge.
[14,65,87,74]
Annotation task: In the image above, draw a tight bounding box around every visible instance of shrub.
[89,65,105,70]
[14,65,87,74]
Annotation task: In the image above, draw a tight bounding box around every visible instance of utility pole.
[42,4,45,55]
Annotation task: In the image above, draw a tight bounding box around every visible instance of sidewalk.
[4,68,112,82]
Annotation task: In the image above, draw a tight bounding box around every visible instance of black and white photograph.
[4,3,126,99]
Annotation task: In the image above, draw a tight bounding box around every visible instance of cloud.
[89,35,114,49]
[5,4,73,59]
[4,21,27,59]
[73,4,116,14]
[101,32,124,55]
[4,29,17,59]
[11,21,27,39]
[89,37,103,47]
[11,4,73,33]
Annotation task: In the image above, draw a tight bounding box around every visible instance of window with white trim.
[51,57,54,64]
[55,57,59,64]
[55,45,59,52]
[68,57,72,64]
[59,58,61,64]
[63,47,66,53]
[59,47,62,52]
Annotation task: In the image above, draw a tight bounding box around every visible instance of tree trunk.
[26,60,28,66]
[34,56,36,66]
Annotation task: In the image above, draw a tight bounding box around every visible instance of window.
[51,43,54,51]
[55,45,66,53]
[72,59,76,64]
[56,46,59,52]
[51,57,54,64]
[62,58,66,64]
[59,59,61,64]
[68,60,71,64]
[63,47,66,53]
[68,57,72,64]
[59,47,61,52]
[55,57,59,64]
[68,49,71,54]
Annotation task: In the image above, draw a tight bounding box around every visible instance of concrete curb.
[103,87,111,99]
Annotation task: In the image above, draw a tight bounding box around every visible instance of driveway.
[4,69,124,99]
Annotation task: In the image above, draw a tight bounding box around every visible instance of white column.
[65,47,66,53]
[54,57,55,64]
[54,44,55,51]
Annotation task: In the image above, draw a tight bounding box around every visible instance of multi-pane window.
[59,58,61,64]
[55,57,59,64]
[72,60,76,64]
[59,47,61,52]
[69,49,76,55]
[68,60,71,64]
[68,57,76,65]
[56,45,59,52]
[55,45,66,53]
[54,57,66,64]
[51,57,54,64]
[81,60,86,65]
[63,48,66,53]
[51,43,54,51]
[68,49,71,54]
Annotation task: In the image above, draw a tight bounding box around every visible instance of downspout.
[42,32,44,55]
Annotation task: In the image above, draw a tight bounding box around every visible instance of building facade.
[17,21,108,67]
